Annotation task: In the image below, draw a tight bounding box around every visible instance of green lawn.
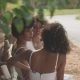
[44,9,80,16]
[6,3,80,19]
[6,3,80,15]
[76,15,80,20]
[44,9,80,20]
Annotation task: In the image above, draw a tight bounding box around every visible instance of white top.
[14,41,36,55]
[29,53,59,80]
[30,71,57,80]
[26,41,36,51]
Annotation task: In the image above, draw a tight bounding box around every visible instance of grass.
[44,9,80,16]
[6,3,80,19]
[6,3,80,15]
[44,9,80,20]
[76,15,80,20]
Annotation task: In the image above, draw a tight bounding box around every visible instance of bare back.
[30,49,66,74]
[30,49,66,80]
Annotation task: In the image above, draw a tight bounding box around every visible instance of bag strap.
[14,47,26,55]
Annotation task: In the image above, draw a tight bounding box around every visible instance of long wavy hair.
[42,23,70,54]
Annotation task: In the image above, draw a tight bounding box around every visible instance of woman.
[9,16,45,80]
[32,17,43,49]
[9,16,35,80]
[29,22,70,80]
[32,16,47,49]
[11,17,34,49]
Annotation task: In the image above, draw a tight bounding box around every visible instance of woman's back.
[30,49,58,73]
[29,49,66,80]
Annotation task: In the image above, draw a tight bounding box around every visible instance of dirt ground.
[65,42,80,80]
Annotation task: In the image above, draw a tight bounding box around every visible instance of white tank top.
[29,53,59,80]
[26,41,36,51]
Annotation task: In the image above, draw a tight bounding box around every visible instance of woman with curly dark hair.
[29,22,70,80]
[9,16,35,80]
[32,16,46,49]
[11,16,35,49]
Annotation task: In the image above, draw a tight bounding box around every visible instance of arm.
[1,40,10,62]
[7,49,32,70]
[14,61,30,70]
[57,54,66,80]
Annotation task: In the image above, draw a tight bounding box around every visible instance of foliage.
[0,19,11,36]
[0,0,80,38]
[13,17,24,33]
[2,11,13,24]
[0,0,7,13]
[0,0,53,38]
[8,0,18,4]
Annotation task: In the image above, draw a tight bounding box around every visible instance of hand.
[4,40,10,50]
[8,36,17,44]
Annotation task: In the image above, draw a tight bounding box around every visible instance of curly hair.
[11,16,35,39]
[42,23,70,54]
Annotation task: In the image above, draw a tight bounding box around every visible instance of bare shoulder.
[14,48,32,61]
[15,47,26,55]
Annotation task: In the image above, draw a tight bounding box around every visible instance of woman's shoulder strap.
[29,51,34,66]
[14,47,26,55]
[55,54,59,71]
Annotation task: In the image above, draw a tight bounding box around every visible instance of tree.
[0,0,56,38]
[1,0,77,38]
